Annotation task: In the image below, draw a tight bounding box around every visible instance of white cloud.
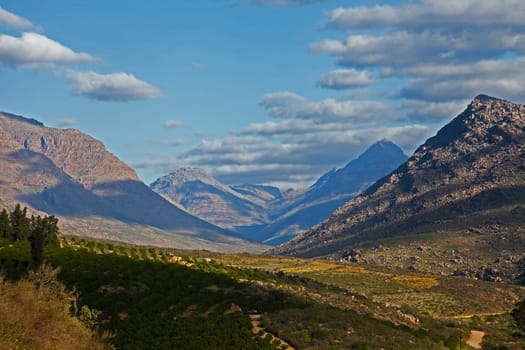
[56,118,78,127]
[164,120,186,128]
[329,1,525,30]
[172,121,436,189]
[0,7,34,29]
[0,32,95,66]
[317,69,375,89]
[64,70,162,102]
[259,91,392,122]
[311,1,525,107]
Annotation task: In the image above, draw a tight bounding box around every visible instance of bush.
[0,266,112,350]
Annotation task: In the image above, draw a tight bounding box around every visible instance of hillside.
[0,111,266,253]
[258,140,407,245]
[150,168,276,229]
[3,236,525,349]
[273,95,525,276]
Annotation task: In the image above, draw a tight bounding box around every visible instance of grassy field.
[1,236,524,349]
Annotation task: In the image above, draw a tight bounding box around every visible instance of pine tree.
[10,204,30,241]
[0,209,12,239]
[30,219,45,267]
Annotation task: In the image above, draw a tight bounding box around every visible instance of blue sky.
[2,0,525,189]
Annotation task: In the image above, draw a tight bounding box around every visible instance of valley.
[1,236,525,349]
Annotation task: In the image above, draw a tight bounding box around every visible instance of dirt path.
[466,330,485,349]
[444,311,507,320]
[250,314,295,350]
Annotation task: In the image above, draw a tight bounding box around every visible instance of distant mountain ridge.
[151,140,407,245]
[256,140,408,245]
[150,168,276,229]
[0,111,266,253]
[273,95,525,258]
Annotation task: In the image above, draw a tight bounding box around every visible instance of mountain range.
[151,140,407,245]
[273,95,525,279]
[0,111,266,253]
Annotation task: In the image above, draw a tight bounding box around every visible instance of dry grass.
[0,266,112,350]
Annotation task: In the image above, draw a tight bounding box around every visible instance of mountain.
[150,168,280,230]
[273,95,525,266]
[151,141,407,245]
[0,111,266,253]
[257,140,408,245]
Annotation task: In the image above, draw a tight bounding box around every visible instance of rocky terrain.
[273,95,525,279]
[0,111,266,253]
[258,140,407,245]
[150,168,277,229]
[151,141,406,245]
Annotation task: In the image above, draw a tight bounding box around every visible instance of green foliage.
[0,209,12,239]
[0,204,59,268]
[10,204,30,240]
[512,299,525,331]
[351,342,369,350]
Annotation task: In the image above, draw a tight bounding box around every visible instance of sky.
[2,0,525,190]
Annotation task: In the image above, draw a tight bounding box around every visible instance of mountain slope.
[150,168,275,229]
[0,111,266,253]
[258,140,408,245]
[274,95,525,259]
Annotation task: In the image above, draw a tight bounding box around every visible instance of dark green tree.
[512,299,525,331]
[30,223,45,267]
[10,204,30,241]
[29,215,59,267]
[0,208,12,239]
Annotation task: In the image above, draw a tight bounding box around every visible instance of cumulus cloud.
[329,1,525,30]
[0,7,34,29]
[0,32,95,66]
[317,69,375,89]
[166,87,449,188]
[172,121,437,188]
[164,120,186,128]
[396,59,525,102]
[64,70,162,102]
[312,1,525,105]
[259,91,392,122]
[56,118,78,127]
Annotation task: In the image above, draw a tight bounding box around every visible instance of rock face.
[150,168,276,229]
[258,140,408,245]
[274,95,525,257]
[0,111,266,253]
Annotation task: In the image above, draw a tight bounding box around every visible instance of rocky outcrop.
[274,95,525,257]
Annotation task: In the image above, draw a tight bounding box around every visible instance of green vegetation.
[0,204,58,269]
[1,210,524,349]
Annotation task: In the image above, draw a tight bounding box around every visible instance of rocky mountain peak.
[150,167,227,193]
[275,95,525,257]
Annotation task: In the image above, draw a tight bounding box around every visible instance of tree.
[0,208,12,239]
[29,215,59,267]
[10,204,30,241]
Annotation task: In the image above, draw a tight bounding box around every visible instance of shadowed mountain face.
[274,95,525,257]
[151,141,407,246]
[0,112,266,253]
[258,140,408,245]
